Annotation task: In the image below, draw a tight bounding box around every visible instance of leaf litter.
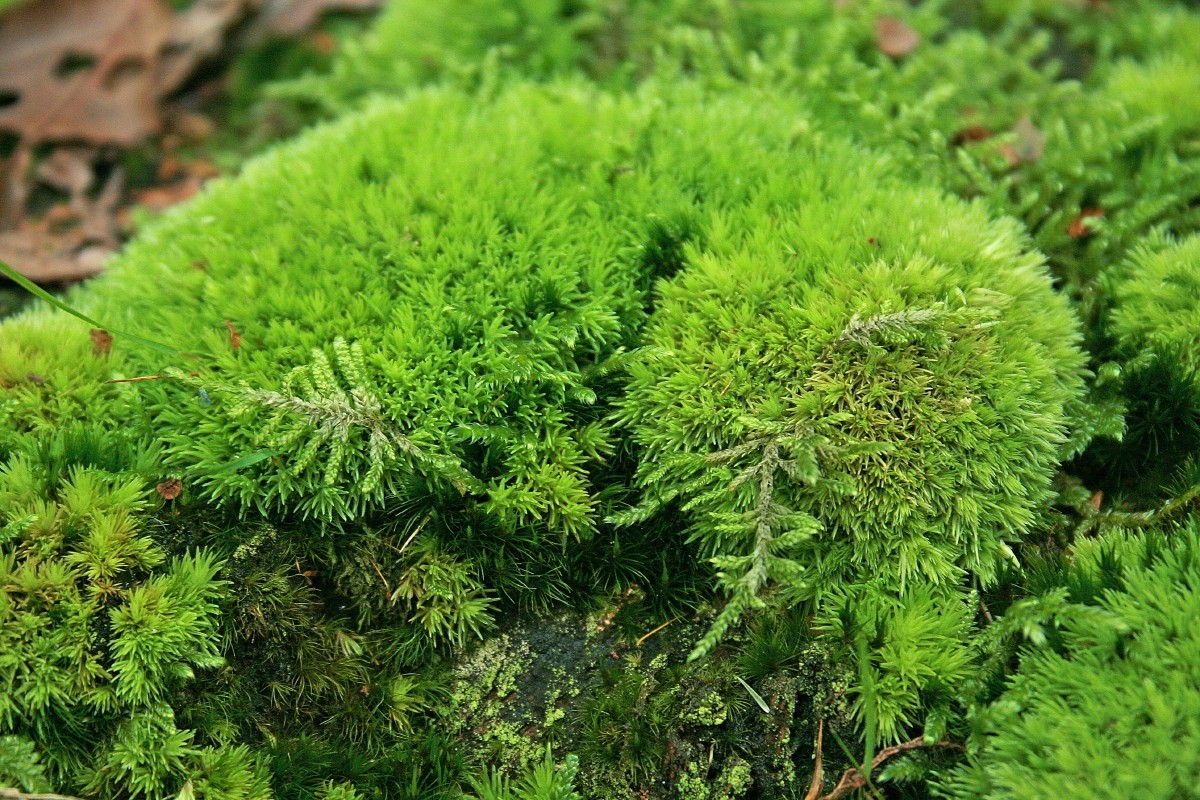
[0,0,380,284]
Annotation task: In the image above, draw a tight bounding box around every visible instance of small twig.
[635,616,680,647]
[975,575,994,625]
[804,719,826,800]
[979,595,994,625]
[819,738,965,800]
[1074,480,1200,537]
[369,559,392,599]
[1,789,85,800]
[394,512,430,558]
[107,374,167,383]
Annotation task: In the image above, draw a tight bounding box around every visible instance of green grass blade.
[0,256,182,356]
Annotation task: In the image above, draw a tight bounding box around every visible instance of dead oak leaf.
[1068,207,1105,238]
[156,0,250,96]
[0,160,122,282]
[0,225,109,282]
[35,147,96,200]
[90,328,113,357]
[876,17,921,59]
[1000,115,1046,166]
[78,167,124,245]
[0,0,173,145]
[242,0,381,42]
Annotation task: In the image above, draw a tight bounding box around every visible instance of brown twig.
[369,558,392,599]
[635,616,680,647]
[976,575,994,625]
[804,718,826,800]
[1074,479,1200,537]
[979,595,994,624]
[1,789,85,800]
[819,737,965,800]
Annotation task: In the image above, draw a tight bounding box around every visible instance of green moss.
[0,315,142,451]
[6,4,1200,796]
[283,0,944,110]
[1108,234,1200,389]
[675,755,751,800]
[941,519,1200,800]
[2,80,1083,621]
[434,605,852,799]
[615,119,1089,644]
[0,453,245,797]
[284,0,1200,292]
[1080,233,1200,489]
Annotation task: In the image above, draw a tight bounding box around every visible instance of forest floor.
[0,0,378,314]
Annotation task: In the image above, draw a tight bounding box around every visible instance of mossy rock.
[2,80,1088,594]
[5,5,1200,796]
[439,607,854,800]
[1,77,1090,798]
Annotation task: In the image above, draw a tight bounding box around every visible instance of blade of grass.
[212,449,282,473]
[0,256,182,356]
[734,675,771,715]
[857,632,878,779]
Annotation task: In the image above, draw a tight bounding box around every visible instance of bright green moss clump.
[940,520,1200,800]
[47,82,1079,556]
[80,86,663,530]
[0,79,1093,794]
[616,148,1088,614]
[0,431,265,798]
[7,2,1200,796]
[1097,234,1200,483]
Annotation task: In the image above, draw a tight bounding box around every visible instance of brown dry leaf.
[0,146,33,228]
[1068,207,1105,238]
[136,176,203,211]
[1001,115,1046,166]
[0,225,109,282]
[78,168,125,245]
[156,478,184,500]
[90,328,113,357]
[950,124,993,147]
[35,147,96,200]
[876,17,920,59]
[157,0,249,95]
[34,148,123,246]
[244,0,380,41]
[168,109,216,142]
[0,0,174,145]
[0,157,122,282]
